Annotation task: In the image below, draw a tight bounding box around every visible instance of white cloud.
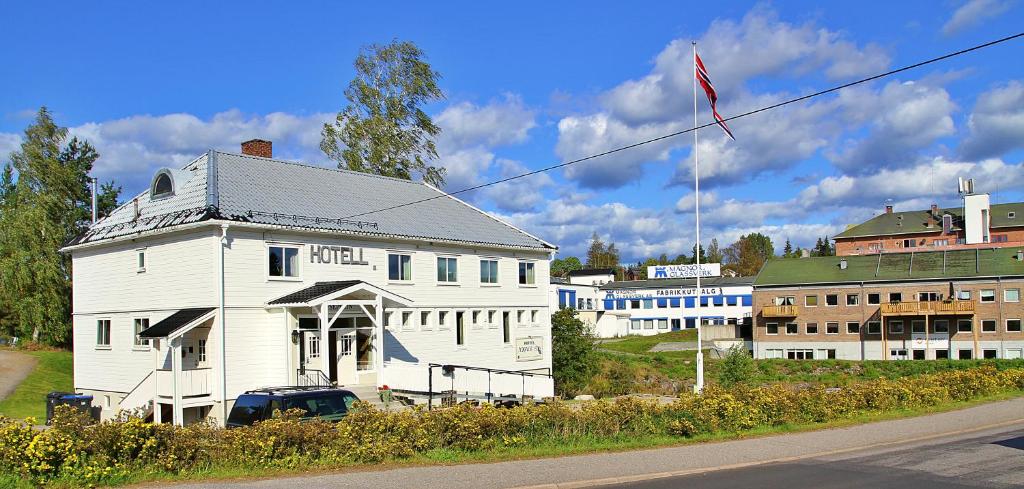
[960,81,1024,160]
[800,156,1024,209]
[435,94,536,149]
[69,109,332,188]
[942,0,1013,36]
[670,92,836,187]
[600,7,890,126]
[675,191,720,213]
[558,6,888,190]
[0,133,21,167]
[830,81,956,174]
[481,159,553,213]
[556,113,683,189]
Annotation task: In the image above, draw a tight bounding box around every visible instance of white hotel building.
[63,140,556,426]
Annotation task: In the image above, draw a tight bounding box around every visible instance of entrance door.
[328,331,338,383]
[337,330,358,385]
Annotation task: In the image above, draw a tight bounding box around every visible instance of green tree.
[706,238,723,264]
[551,256,583,278]
[321,39,446,187]
[717,345,756,387]
[783,239,793,258]
[550,308,598,397]
[585,232,619,269]
[0,108,120,344]
[723,233,775,276]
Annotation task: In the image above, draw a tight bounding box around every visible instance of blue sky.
[2,1,1023,261]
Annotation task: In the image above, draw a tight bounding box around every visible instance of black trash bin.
[45,392,94,424]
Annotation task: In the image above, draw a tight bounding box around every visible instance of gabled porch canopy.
[266,281,412,388]
[139,307,216,340]
[267,280,412,308]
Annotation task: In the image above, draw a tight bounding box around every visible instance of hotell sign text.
[310,245,369,265]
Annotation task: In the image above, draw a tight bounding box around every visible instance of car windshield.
[284,392,358,420]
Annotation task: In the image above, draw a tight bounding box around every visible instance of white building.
[594,277,754,337]
[63,141,556,426]
[548,269,614,333]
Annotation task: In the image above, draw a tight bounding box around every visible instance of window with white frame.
[133,318,150,348]
[438,311,449,329]
[806,322,819,334]
[643,319,654,329]
[307,333,320,359]
[766,323,778,335]
[847,322,860,334]
[268,245,300,278]
[980,290,995,303]
[804,295,818,307]
[825,294,838,306]
[420,311,432,331]
[867,293,880,305]
[1008,319,1022,333]
[956,290,971,300]
[1005,289,1020,302]
[825,322,839,334]
[518,261,536,285]
[402,311,413,331]
[657,319,668,329]
[437,257,458,283]
[388,253,412,281]
[96,319,111,347]
[785,323,798,335]
[775,296,795,306]
[957,319,972,332]
[846,294,859,306]
[503,312,511,343]
[631,319,641,330]
[480,259,499,284]
[197,339,207,364]
[888,292,902,303]
[981,319,996,333]
[136,248,146,273]
[456,313,466,346]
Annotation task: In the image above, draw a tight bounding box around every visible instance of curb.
[510,417,1024,489]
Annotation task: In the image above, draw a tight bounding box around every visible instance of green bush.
[0,365,1021,487]
[717,345,756,387]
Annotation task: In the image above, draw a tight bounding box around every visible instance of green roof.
[754,247,1024,287]
[834,202,1024,239]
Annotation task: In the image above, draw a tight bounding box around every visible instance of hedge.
[1,365,1022,486]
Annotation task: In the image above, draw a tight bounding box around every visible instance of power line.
[341,31,1024,220]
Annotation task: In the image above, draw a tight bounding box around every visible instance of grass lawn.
[0,349,73,420]
[599,330,698,355]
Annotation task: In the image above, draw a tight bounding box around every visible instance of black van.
[226,386,359,428]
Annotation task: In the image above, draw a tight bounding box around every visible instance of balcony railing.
[880,300,975,316]
[762,305,799,317]
[156,368,212,397]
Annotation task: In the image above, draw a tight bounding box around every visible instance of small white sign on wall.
[515,336,544,362]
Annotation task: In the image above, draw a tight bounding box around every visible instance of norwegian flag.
[695,52,735,140]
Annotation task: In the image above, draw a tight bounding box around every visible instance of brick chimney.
[241,139,272,158]
[885,205,893,214]
[931,204,939,214]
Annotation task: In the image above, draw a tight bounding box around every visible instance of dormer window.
[150,169,175,200]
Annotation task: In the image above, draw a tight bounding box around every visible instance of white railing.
[156,368,213,397]
[382,361,554,401]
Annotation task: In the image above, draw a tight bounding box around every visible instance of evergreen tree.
[0,108,120,345]
[321,40,446,187]
[706,238,723,264]
[783,239,793,258]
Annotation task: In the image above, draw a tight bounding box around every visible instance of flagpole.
[692,41,704,394]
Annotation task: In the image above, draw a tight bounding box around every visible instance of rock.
[573,394,595,401]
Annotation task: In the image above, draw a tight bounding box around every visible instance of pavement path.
[0,350,37,402]
[611,426,1024,488]
[155,397,1024,489]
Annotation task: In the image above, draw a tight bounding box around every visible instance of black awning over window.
[138,307,216,338]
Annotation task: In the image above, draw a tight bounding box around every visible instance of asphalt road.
[612,427,1024,489]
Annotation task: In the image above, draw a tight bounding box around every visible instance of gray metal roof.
[67,151,555,250]
[600,276,756,290]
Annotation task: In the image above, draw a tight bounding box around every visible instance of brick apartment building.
[752,247,1024,361]
[833,190,1024,256]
